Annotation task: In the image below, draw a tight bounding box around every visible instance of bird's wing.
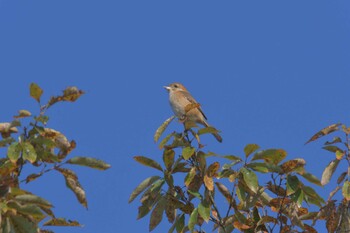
[181,91,208,120]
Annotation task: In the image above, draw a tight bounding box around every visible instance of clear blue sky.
[1,1,350,232]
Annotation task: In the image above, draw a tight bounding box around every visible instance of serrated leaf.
[43,218,81,226]
[342,181,350,201]
[30,83,43,103]
[251,149,287,165]
[182,147,195,160]
[129,176,160,203]
[188,208,198,231]
[22,142,37,163]
[244,144,260,158]
[133,156,163,171]
[67,156,111,170]
[198,201,210,223]
[149,197,166,231]
[240,167,258,193]
[7,142,21,163]
[305,123,341,144]
[154,116,175,143]
[321,159,340,185]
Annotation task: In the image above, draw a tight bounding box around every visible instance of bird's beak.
[163,86,171,91]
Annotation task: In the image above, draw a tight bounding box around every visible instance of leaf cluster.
[0,83,111,232]
[130,119,350,233]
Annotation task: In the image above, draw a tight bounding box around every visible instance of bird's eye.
[174,84,178,88]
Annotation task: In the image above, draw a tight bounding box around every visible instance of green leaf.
[302,185,325,207]
[188,208,198,231]
[7,142,21,163]
[43,218,81,226]
[163,149,175,170]
[175,214,185,233]
[34,115,49,125]
[7,201,46,222]
[240,167,258,193]
[154,116,175,143]
[321,159,340,185]
[182,147,195,160]
[10,215,37,233]
[251,149,287,165]
[30,83,43,103]
[198,200,210,223]
[15,194,52,208]
[187,190,202,200]
[198,126,219,135]
[299,172,322,186]
[325,137,342,145]
[342,181,350,201]
[244,144,260,158]
[185,167,196,187]
[291,189,304,207]
[134,156,163,171]
[322,145,343,153]
[247,162,282,173]
[128,176,160,203]
[222,155,242,162]
[149,197,166,231]
[159,132,175,149]
[22,142,37,163]
[286,175,300,195]
[67,156,111,170]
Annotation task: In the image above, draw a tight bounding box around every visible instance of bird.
[164,82,222,143]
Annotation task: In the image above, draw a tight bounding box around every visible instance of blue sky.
[1,0,350,232]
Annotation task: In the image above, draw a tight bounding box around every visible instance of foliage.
[130,117,350,232]
[0,83,111,232]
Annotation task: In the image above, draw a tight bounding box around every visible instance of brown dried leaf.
[305,123,341,144]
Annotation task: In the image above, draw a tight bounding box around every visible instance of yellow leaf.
[203,175,214,191]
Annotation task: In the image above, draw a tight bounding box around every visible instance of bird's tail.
[203,121,222,143]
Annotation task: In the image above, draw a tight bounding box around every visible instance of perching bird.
[164,82,222,143]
